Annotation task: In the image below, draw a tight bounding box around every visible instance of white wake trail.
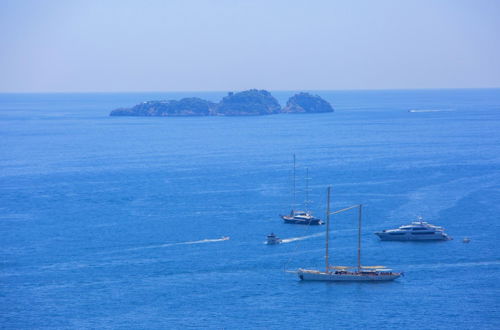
[403,260,500,270]
[281,232,324,244]
[119,237,230,252]
[178,237,230,245]
[408,109,454,113]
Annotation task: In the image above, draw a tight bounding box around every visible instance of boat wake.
[114,237,230,253]
[403,260,500,270]
[389,173,500,221]
[408,109,454,113]
[281,232,324,244]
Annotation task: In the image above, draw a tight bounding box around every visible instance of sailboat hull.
[281,216,322,225]
[298,270,401,281]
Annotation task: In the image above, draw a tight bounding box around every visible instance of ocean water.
[1,89,499,329]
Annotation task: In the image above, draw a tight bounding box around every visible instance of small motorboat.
[463,237,471,243]
[266,233,282,245]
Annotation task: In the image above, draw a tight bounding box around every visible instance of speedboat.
[375,217,451,241]
[281,210,322,225]
[266,233,282,245]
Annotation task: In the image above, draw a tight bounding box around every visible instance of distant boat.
[280,155,322,225]
[375,218,451,241]
[281,210,322,225]
[463,237,471,243]
[266,233,282,245]
[297,187,403,281]
[220,236,230,241]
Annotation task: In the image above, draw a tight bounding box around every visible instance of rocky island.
[110,89,334,117]
[110,97,216,117]
[282,92,334,113]
[216,89,281,116]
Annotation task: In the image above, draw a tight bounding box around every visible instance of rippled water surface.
[1,89,499,329]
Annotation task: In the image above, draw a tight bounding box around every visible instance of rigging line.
[282,156,318,273]
[283,189,323,273]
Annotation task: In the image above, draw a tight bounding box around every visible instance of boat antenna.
[325,186,331,272]
[357,204,363,271]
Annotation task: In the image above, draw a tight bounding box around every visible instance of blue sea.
[1,89,499,329]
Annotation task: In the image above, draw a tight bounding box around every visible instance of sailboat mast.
[325,186,331,273]
[305,168,309,212]
[357,204,362,270]
[292,154,296,210]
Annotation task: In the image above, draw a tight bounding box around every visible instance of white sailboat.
[297,187,403,281]
[280,155,322,225]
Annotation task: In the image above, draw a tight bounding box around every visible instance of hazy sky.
[0,0,499,92]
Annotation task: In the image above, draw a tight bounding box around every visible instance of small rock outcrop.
[215,89,281,116]
[110,97,216,116]
[282,92,334,113]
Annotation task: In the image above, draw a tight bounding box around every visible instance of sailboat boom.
[330,204,360,215]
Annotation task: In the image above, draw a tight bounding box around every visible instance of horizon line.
[0,86,499,95]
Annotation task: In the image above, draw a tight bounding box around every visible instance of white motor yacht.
[375,217,451,241]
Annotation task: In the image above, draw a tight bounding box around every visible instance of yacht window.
[411,232,434,235]
[389,232,405,235]
[412,228,427,230]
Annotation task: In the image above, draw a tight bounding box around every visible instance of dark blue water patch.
[1,89,500,329]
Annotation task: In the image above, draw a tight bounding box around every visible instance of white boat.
[298,267,401,281]
[266,233,282,245]
[280,155,322,225]
[281,210,322,225]
[375,218,451,241]
[297,187,403,281]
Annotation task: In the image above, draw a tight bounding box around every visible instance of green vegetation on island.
[215,89,281,116]
[110,97,216,117]
[110,89,334,117]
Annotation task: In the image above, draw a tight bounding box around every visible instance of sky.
[0,0,499,92]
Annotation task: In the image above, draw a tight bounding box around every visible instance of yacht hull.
[375,232,449,241]
[298,270,401,281]
[282,216,322,225]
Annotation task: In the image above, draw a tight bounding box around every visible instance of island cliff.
[110,89,333,117]
[282,92,334,113]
